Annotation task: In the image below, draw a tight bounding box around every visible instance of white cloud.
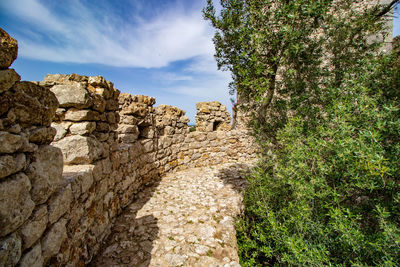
[1,0,216,68]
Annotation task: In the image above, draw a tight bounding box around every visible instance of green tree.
[204,0,400,265]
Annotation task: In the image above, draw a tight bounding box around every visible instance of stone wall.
[0,29,257,267]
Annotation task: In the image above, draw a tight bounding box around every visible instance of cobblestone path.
[91,162,252,267]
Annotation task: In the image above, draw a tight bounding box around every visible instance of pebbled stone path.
[91,162,252,267]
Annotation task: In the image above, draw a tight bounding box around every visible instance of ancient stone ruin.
[0,29,257,266]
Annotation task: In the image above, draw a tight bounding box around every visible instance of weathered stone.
[117,124,139,134]
[0,173,34,237]
[8,82,59,127]
[118,133,139,143]
[41,218,67,260]
[0,69,20,93]
[92,94,106,112]
[53,135,103,164]
[0,153,25,179]
[96,122,110,132]
[121,102,148,117]
[26,145,63,204]
[69,121,96,135]
[0,233,21,266]
[106,99,119,111]
[20,205,48,250]
[119,115,139,125]
[26,126,57,145]
[64,109,100,121]
[88,75,107,88]
[0,28,18,70]
[63,165,94,197]
[18,242,43,267]
[51,122,71,141]
[0,131,23,154]
[48,184,73,224]
[50,83,93,109]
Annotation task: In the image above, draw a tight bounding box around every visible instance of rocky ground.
[90,162,252,267]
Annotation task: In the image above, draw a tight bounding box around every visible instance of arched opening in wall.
[213,121,222,131]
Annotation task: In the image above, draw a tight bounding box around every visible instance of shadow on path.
[215,162,252,193]
[89,181,161,267]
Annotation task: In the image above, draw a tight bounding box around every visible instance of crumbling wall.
[0,29,63,267]
[195,101,231,132]
[0,28,257,267]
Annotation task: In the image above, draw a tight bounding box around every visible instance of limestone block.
[0,153,25,179]
[63,165,95,199]
[0,69,20,93]
[0,173,34,237]
[48,184,73,224]
[51,122,71,141]
[121,102,148,117]
[8,82,59,127]
[88,75,107,88]
[50,83,93,109]
[119,115,139,125]
[64,109,100,122]
[117,124,139,135]
[140,126,155,139]
[26,126,57,145]
[105,99,119,111]
[20,205,48,250]
[118,133,139,143]
[0,233,21,266]
[96,122,110,132]
[41,218,67,260]
[26,145,63,204]
[0,28,18,70]
[53,135,103,165]
[0,131,23,154]
[18,242,43,267]
[93,94,106,112]
[69,121,96,135]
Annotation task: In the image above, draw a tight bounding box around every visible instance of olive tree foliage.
[204,0,391,142]
[204,0,400,265]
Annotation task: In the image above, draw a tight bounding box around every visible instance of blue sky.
[0,0,399,122]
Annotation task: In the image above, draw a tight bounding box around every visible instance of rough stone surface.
[0,233,21,267]
[69,121,96,135]
[20,205,48,250]
[18,243,44,267]
[53,135,103,165]
[7,82,59,127]
[41,218,67,261]
[48,184,73,224]
[26,127,57,145]
[50,83,93,109]
[0,28,18,70]
[26,145,63,204]
[0,68,20,93]
[92,162,252,267]
[64,109,100,122]
[0,172,34,237]
[0,153,25,179]
[0,131,23,154]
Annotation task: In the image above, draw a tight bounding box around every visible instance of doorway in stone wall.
[213,121,222,131]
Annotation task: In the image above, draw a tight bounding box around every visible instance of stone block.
[0,131,23,154]
[0,233,21,266]
[0,68,20,93]
[50,83,93,109]
[48,184,73,224]
[63,165,95,198]
[20,205,48,250]
[53,135,103,165]
[0,153,25,179]
[18,242,43,267]
[0,173,34,237]
[41,218,67,260]
[69,121,96,135]
[0,28,18,70]
[118,133,139,143]
[26,126,57,145]
[121,102,148,117]
[64,109,100,122]
[26,145,63,204]
[8,82,59,127]
[51,122,71,141]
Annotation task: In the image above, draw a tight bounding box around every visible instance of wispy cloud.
[0,0,215,68]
